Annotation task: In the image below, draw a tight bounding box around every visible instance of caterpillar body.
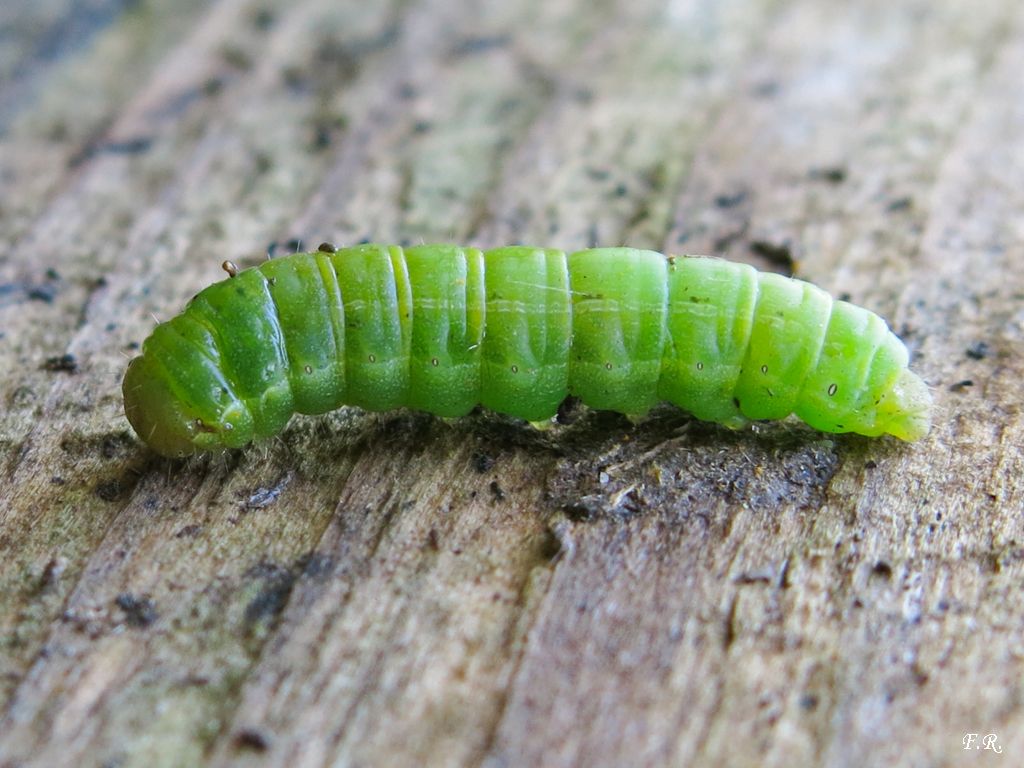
[123,244,931,457]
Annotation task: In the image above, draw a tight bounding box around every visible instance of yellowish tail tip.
[883,369,932,441]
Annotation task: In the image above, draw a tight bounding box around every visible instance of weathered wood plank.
[1,0,1022,766]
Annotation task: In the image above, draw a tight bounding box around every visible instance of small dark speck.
[965,341,989,360]
[538,527,563,561]
[297,552,335,579]
[27,284,58,303]
[563,498,599,522]
[281,64,306,91]
[864,460,877,470]
[887,196,913,212]
[98,434,130,460]
[243,569,295,624]
[714,190,748,208]
[749,240,794,271]
[203,76,224,96]
[809,166,846,183]
[219,45,250,70]
[871,561,893,579]
[95,478,122,501]
[450,35,509,56]
[42,354,78,373]
[234,728,271,752]
[312,124,332,150]
[949,379,973,392]
[40,557,67,588]
[489,480,505,501]
[556,395,581,424]
[472,451,495,473]
[426,528,440,551]
[69,137,153,166]
[115,593,158,628]
[251,8,276,31]
[799,694,819,711]
[713,227,746,253]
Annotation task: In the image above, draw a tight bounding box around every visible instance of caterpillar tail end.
[878,369,932,442]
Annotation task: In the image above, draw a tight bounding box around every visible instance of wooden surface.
[1,0,1022,766]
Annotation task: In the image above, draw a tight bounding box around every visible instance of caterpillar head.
[122,355,253,457]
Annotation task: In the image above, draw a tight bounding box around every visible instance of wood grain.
[1,0,1021,766]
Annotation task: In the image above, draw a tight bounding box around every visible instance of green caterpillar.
[122,244,932,457]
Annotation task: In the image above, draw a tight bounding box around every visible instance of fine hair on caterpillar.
[122,244,932,457]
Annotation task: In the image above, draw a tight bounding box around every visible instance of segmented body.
[122,244,931,456]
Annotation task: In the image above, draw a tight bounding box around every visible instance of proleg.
[122,245,932,456]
